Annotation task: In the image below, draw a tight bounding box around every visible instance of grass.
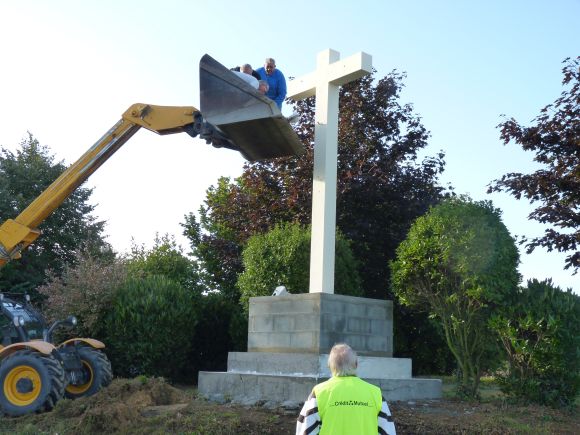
[495,416,536,433]
[438,374,505,401]
[1,377,578,434]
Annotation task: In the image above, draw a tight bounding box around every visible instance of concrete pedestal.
[248,293,392,356]
[198,293,441,404]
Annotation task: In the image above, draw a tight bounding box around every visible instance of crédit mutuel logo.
[329,400,372,407]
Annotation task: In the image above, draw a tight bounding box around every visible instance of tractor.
[0,293,112,416]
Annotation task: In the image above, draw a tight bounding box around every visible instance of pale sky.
[0,0,578,292]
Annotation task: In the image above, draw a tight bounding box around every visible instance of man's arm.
[378,396,396,435]
[255,67,266,80]
[275,70,287,107]
[296,391,321,435]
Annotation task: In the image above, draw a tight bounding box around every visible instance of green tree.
[182,181,242,300]
[127,234,202,292]
[488,56,580,272]
[391,197,520,397]
[237,223,362,310]
[490,279,580,408]
[0,134,110,293]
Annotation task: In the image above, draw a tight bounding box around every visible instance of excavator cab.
[199,54,304,161]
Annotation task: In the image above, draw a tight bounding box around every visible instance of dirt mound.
[50,377,189,433]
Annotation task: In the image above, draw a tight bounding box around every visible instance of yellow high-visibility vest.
[314,376,382,435]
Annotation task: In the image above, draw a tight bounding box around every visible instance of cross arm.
[287,51,373,101]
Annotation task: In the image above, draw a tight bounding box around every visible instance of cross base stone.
[248,292,393,356]
[198,293,442,404]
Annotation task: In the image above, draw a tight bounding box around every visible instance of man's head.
[264,58,276,75]
[241,63,253,75]
[258,80,269,95]
[328,343,358,377]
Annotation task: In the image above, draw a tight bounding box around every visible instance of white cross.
[287,49,372,293]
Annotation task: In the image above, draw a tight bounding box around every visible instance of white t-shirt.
[232,70,259,89]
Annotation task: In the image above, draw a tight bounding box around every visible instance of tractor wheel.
[65,347,112,399]
[0,350,65,416]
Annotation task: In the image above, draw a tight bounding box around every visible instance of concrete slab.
[198,371,442,403]
[227,352,412,379]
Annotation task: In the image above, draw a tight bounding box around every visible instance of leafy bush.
[237,223,362,310]
[127,234,202,292]
[490,279,580,407]
[391,198,519,397]
[100,275,199,382]
[37,251,127,336]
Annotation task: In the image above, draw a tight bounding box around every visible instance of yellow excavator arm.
[0,54,304,269]
[0,104,199,267]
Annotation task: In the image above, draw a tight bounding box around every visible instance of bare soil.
[0,377,578,434]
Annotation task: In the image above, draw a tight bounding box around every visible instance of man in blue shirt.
[256,57,287,109]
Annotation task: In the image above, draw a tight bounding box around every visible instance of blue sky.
[0,0,578,292]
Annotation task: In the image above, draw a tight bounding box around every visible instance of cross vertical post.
[287,49,372,294]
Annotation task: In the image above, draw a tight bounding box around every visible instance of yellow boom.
[0,54,304,269]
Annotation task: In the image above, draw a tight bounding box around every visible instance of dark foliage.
[188,293,243,374]
[394,306,456,375]
[489,57,580,272]
[490,278,580,408]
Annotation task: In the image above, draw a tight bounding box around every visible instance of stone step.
[197,371,442,403]
[227,352,412,379]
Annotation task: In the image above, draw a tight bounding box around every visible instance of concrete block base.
[198,294,442,404]
[248,293,393,356]
[198,351,441,403]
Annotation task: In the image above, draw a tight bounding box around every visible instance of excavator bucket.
[199,54,304,161]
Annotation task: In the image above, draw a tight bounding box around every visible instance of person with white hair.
[256,57,287,109]
[296,343,396,435]
[240,63,261,81]
[230,66,269,95]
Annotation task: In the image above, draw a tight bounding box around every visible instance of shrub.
[188,293,242,374]
[237,222,362,310]
[127,234,202,292]
[490,279,580,407]
[37,251,127,337]
[391,198,519,397]
[100,275,199,382]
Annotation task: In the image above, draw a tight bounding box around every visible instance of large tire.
[0,350,65,416]
[65,347,112,399]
